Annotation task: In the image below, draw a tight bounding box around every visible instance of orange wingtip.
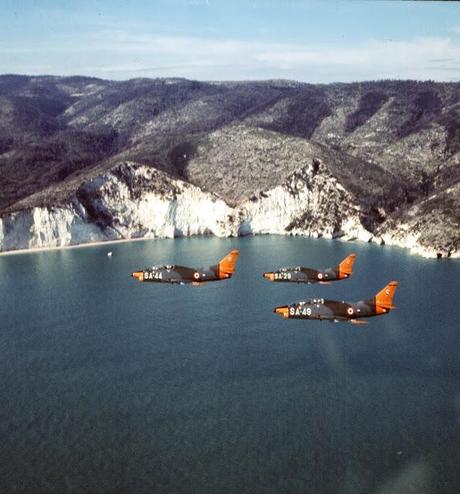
[338,253,356,279]
[132,271,144,281]
[375,281,399,314]
[218,250,239,279]
[263,272,275,281]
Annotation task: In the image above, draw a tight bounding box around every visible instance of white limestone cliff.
[0,162,456,258]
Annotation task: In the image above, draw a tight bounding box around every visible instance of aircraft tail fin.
[217,250,239,279]
[374,281,398,313]
[337,253,356,279]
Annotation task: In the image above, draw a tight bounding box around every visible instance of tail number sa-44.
[144,271,163,280]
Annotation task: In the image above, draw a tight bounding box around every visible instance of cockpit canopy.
[148,264,175,271]
[297,298,325,306]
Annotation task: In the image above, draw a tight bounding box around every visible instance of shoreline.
[0,236,152,257]
[0,233,458,260]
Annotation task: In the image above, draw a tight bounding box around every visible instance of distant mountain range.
[0,75,458,257]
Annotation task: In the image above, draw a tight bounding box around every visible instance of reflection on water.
[0,236,459,493]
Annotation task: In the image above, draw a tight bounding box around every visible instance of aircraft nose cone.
[132,271,143,281]
[263,272,275,281]
[274,306,289,318]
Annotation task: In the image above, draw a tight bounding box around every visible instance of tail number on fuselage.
[275,272,292,280]
[144,271,163,280]
[289,306,312,317]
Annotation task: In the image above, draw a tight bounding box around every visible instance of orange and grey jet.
[263,253,356,284]
[273,281,398,325]
[131,250,239,285]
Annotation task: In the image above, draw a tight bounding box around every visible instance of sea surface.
[0,236,459,494]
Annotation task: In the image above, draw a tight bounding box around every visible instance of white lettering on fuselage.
[144,271,163,280]
[290,306,312,316]
[275,272,292,280]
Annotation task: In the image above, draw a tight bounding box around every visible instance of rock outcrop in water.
[0,76,458,257]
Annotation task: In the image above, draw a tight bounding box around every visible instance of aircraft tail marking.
[337,253,356,279]
[217,250,239,279]
[374,281,398,314]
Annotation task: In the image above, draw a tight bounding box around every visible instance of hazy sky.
[1,0,459,82]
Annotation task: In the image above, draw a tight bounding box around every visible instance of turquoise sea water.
[0,236,459,493]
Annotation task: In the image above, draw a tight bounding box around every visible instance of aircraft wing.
[325,315,367,324]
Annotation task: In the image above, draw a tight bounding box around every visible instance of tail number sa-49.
[290,306,312,316]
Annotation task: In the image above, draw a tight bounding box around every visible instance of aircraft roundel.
[347,307,354,315]
[318,273,323,279]
[194,272,200,279]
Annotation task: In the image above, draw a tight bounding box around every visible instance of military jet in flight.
[131,250,239,285]
[263,253,356,284]
[273,281,398,324]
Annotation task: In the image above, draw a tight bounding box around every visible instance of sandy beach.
[0,237,153,257]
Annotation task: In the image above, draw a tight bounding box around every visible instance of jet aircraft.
[273,281,398,324]
[263,253,356,284]
[131,250,239,285]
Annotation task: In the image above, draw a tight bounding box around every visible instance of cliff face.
[0,161,373,252]
[378,182,460,257]
[0,76,458,257]
[0,159,457,257]
[0,204,108,251]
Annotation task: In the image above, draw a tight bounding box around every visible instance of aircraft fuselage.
[274,281,398,324]
[263,253,356,284]
[131,250,239,285]
[275,298,377,322]
[133,264,223,284]
[264,266,345,283]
